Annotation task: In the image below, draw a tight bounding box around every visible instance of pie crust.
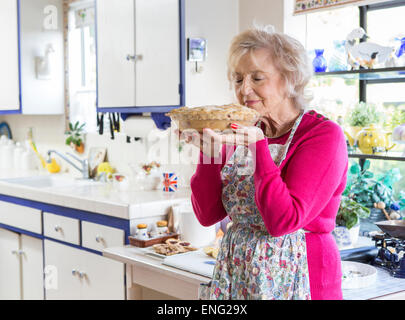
[166,104,261,133]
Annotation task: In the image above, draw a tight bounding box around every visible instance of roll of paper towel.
[173,202,216,247]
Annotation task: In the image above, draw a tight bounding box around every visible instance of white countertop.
[0,169,192,220]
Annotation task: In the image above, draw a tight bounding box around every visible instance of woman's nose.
[240,79,253,95]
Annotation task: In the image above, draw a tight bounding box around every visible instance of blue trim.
[0,109,21,115]
[98,106,180,113]
[0,194,131,245]
[179,0,185,107]
[43,237,103,256]
[0,0,22,115]
[95,0,185,113]
[94,0,99,111]
[17,0,22,114]
[0,222,43,239]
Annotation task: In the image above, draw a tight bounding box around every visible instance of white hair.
[227,25,313,109]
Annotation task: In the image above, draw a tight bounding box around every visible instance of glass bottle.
[313,49,327,72]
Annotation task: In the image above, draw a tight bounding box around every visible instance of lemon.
[97,162,115,178]
[46,158,61,173]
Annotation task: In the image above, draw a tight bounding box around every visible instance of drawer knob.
[72,269,78,276]
[95,235,104,243]
[78,271,86,279]
[54,225,62,232]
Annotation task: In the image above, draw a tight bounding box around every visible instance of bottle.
[13,142,24,170]
[1,139,15,170]
[313,49,328,72]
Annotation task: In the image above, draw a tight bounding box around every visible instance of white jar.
[0,142,15,170]
[21,150,37,171]
[13,142,24,170]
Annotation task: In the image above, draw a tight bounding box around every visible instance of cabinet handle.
[126,54,143,61]
[95,235,103,243]
[54,225,62,232]
[12,250,25,256]
[78,271,86,279]
[72,269,78,276]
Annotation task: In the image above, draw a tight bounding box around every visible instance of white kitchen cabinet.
[96,0,182,110]
[44,239,125,300]
[0,0,20,112]
[0,228,44,300]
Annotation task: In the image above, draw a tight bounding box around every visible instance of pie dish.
[166,104,261,133]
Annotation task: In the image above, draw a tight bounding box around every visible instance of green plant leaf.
[363,160,370,171]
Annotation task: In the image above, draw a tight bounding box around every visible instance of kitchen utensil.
[98,113,104,135]
[0,122,12,139]
[108,113,115,140]
[28,140,46,168]
[375,220,405,240]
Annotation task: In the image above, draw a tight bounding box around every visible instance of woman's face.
[232,48,287,116]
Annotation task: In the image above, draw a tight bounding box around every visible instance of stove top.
[371,233,405,278]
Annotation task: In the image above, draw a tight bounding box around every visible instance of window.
[67,2,97,132]
[305,6,359,119]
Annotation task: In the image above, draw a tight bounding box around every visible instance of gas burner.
[371,233,405,278]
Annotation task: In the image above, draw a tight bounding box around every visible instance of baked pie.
[166,104,261,133]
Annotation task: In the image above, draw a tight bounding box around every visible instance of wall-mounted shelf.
[315,66,405,81]
[348,152,405,162]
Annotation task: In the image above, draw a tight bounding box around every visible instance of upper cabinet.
[19,0,65,115]
[0,0,65,115]
[0,0,20,113]
[96,0,185,112]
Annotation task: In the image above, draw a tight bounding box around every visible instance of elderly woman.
[184,27,348,300]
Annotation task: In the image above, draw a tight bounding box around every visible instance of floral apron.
[199,111,311,300]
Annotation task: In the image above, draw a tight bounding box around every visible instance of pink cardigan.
[190,110,348,300]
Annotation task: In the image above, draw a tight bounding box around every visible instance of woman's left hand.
[221,123,265,146]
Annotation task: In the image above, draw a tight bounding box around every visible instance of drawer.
[43,212,80,245]
[0,200,42,234]
[82,221,124,252]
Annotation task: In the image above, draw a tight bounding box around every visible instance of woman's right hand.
[179,128,223,159]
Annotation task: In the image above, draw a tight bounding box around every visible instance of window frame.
[359,0,405,102]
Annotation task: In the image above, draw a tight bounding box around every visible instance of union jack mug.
[162,173,178,192]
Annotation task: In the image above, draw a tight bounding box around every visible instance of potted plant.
[65,121,85,154]
[334,195,370,247]
[344,102,382,147]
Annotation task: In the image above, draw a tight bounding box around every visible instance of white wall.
[239,0,284,32]
[185,0,239,106]
[20,0,65,115]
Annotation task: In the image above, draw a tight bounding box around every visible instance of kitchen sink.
[0,175,100,189]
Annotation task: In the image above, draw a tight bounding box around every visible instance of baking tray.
[374,220,405,240]
[128,233,179,248]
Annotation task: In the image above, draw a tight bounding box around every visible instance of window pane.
[306,6,359,72]
[308,77,359,121]
[368,6,405,59]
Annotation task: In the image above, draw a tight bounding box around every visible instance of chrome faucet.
[47,150,89,179]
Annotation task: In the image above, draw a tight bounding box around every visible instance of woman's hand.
[223,123,265,146]
[179,128,223,158]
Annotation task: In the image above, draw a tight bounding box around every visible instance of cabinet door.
[0,228,21,299]
[44,239,82,300]
[96,0,136,108]
[135,0,180,107]
[20,235,44,300]
[81,250,125,300]
[0,0,20,111]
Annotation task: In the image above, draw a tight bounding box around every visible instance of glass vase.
[313,49,327,72]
